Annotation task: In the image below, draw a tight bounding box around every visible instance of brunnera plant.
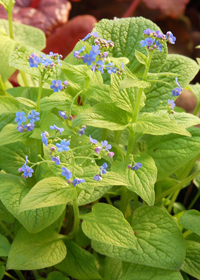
[1,1,200,279]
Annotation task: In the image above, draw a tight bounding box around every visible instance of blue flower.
[101,140,112,151]
[140,37,155,47]
[172,77,183,97]
[28,53,41,67]
[58,111,67,119]
[143,29,153,35]
[41,131,49,146]
[131,163,142,171]
[168,100,176,110]
[47,51,57,58]
[24,123,35,131]
[56,140,70,152]
[72,178,85,187]
[89,135,97,144]
[51,156,60,165]
[50,80,63,92]
[91,45,100,57]
[21,165,34,178]
[83,52,96,66]
[105,63,117,75]
[96,60,104,74]
[50,125,64,135]
[79,125,86,136]
[15,111,26,125]
[17,125,23,133]
[40,54,52,66]
[93,174,102,181]
[95,147,101,154]
[166,31,176,44]
[57,55,62,67]
[100,163,108,176]
[82,33,91,41]
[155,40,163,52]
[27,110,40,124]
[61,167,72,180]
[155,31,163,39]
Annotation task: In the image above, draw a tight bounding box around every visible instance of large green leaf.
[72,103,131,130]
[121,262,184,280]
[103,257,122,280]
[18,177,76,212]
[0,19,45,50]
[44,272,70,280]
[0,96,20,114]
[81,203,138,249]
[169,112,200,128]
[0,234,11,256]
[0,174,65,233]
[92,206,185,270]
[146,127,200,180]
[0,124,31,147]
[112,153,157,206]
[56,240,102,280]
[143,54,199,112]
[181,240,200,279]
[179,210,200,236]
[95,18,168,74]
[7,227,66,270]
[0,265,5,280]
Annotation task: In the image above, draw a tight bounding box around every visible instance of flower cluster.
[50,80,69,92]
[93,140,115,158]
[140,29,176,52]
[73,32,124,75]
[93,163,108,181]
[61,167,85,187]
[28,52,62,69]
[50,125,64,135]
[15,110,40,133]
[18,155,34,178]
[128,162,143,171]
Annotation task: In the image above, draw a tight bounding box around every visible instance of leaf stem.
[4,272,18,280]
[19,71,29,87]
[69,90,83,116]
[125,127,134,160]
[36,76,43,111]
[188,188,200,210]
[8,0,14,39]
[0,220,14,239]
[14,271,26,280]
[104,193,113,205]
[167,190,180,213]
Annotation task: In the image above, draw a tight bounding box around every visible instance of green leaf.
[121,263,184,280]
[72,103,131,130]
[45,272,70,280]
[92,206,185,270]
[0,265,5,280]
[0,124,31,147]
[0,234,11,256]
[146,127,200,180]
[95,18,168,74]
[112,153,157,206]
[135,50,148,66]
[103,257,122,280]
[134,113,191,137]
[179,210,200,236]
[0,96,20,114]
[40,92,72,111]
[0,19,45,50]
[7,226,66,270]
[186,83,200,104]
[119,78,150,91]
[0,174,66,233]
[0,201,14,223]
[18,177,76,212]
[56,240,102,280]
[143,54,199,112]
[81,203,138,249]
[181,240,200,279]
[169,112,200,128]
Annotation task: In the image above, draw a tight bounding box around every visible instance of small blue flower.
[105,62,117,75]
[21,165,34,178]
[91,45,100,57]
[47,51,57,58]
[155,31,163,39]
[50,125,64,135]
[89,135,97,144]
[72,178,85,187]
[61,167,72,180]
[140,37,155,48]
[155,40,163,52]
[83,52,96,66]
[95,147,101,154]
[57,55,62,67]
[79,125,86,136]
[40,54,52,66]
[100,163,108,176]
[24,155,28,165]
[58,111,67,119]
[131,163,142,171]
[143,29,153,35]
[50,80,63,92]
[24,123,35,131]
[28,53,41,67]
[166,31,176,44]
[41,131,49,146]
[93,174,102,181]
[91,32,99,38]
[17,125,23,133]
[172,77,183,97]
[51,156,60,165]
[96,60,104,74]
[101,140,112,151]
[27,110,40,124]
[168,100,176,110]
[15,111,26,126]
[56,140,70,152]
[82,33,91,41]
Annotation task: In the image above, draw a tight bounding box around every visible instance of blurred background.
[0,0,200,111]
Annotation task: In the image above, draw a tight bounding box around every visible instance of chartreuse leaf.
[170,112,200,128]
[55,240,102,280]
[103,257,122,280]
[143,54,199,112]
[179,210,200,236]
[92,206,185,270]
[0,19,45,50]
[73,103,131,130]
[81,203,138,249]
[95,18,168,74]
[121,262,184,280]
[45,271,70,280]
[146,127,200,180]
[7,226,66,270]
[112,153,157,206]
[0,265,5,280]
[0,124,31,147]
[181,240,200,279]
[135,50,148,66]
[0,174,66,233]
[0,234,11,256]
[18,177,76,212]
[119,78,150,91]
[0,96,20,113]
[39,92,72,112]
[134,113,191,137]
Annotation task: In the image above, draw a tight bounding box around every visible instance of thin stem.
[4,272,18,280]
[33,270,40,280]
[0,220,14,239]
[104,193,113,205]
[69,90,83,116]
[167,190,180,213]
[115,130,122,144]
[19,71,29,87]
[126,128,134,160]
[188,189,200,210]
[133,192,139,210]
[71,194,79,240]
[36,76,43,111]
[183,230,192,238]
[8,0,14,39]
[14,271,26,280]
[193,102,200,116]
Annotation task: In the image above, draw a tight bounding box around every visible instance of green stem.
[101,128,107,141]
[0,220,14,239]
[69,90,83,116]
[71,194,79,240]
[36,76,43,111]
[33,270,40,280]
[104,193,113,205]
[183,230,192,238]
[133,192,139,210]
[167,190,180,213]
[155,169,200,203]
[14,271,26,280]
[125,128,134,160]
[8,0,14,39]
[4,272,18,280]
[188,188,200,210]
[193,102,200,116]
[19,71,29,87]
[115,131,122,144]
